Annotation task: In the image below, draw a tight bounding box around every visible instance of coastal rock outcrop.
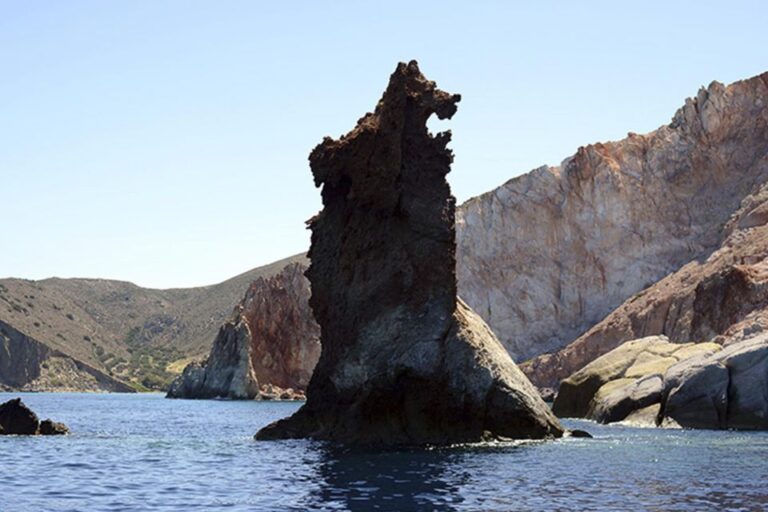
[167,262,320,399]
[551,334,768,430]
[458,71,768,363]
[166,318,259,399]
[552,336,720,423]
[662,334,768,429]
[0,398,69,435]
[256,61,563,444]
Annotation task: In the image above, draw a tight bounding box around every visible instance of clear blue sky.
[2,1,766,289]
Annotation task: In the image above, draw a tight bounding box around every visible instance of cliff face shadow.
[304,445,470,511]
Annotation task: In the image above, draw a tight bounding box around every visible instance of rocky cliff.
[257,61,563,444]
[167,262,320,399]
[457,72,768,363]
[525,174,768,389]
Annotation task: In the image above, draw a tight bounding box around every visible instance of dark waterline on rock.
[1,392,767,511]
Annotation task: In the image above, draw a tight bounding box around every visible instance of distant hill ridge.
[0,253,307,391]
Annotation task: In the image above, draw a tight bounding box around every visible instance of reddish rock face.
[167,262,320,399]
[240,262,320,390]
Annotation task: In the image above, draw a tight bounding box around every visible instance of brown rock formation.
[240,262,319,390]
[167,262,320,399]
[0,398,69,436]
[457,71,768,363]
[256,61,563,444]
[525,177,768,389]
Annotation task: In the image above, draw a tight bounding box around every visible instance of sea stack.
[256,61,563,444]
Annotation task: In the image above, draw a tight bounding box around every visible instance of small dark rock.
[39,419,69,435]
[0,398,40,435]
[0,398,69,436]
[567,429,593,438]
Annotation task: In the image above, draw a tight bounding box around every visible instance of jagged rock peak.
[256,61,563,445]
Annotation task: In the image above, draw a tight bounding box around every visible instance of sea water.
[1,392,767,511]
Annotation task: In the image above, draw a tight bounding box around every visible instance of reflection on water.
[309,446,467,511]
[2,392,768,512]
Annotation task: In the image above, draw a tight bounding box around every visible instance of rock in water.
[0,398,39,435]
[256,61,563,444]
[166,318,259,399]
[39,419,69,435]
[166,262,319,400]
[0,398,69,435]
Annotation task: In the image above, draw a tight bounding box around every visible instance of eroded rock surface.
[0,398,69,435]
[166,318,259,399]
[552,336,720,423]
[552,334,768,430]
[167,262,320,399]
[256,61,563,445]
[662,335,768,429]
[459,71,768,363]
[525,174,768,390]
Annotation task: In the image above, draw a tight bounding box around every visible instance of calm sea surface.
[1,392,767,512]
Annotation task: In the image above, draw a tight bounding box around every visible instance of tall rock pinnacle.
[256,61,563,444]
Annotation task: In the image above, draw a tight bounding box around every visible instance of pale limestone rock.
[553,335,721,422]
[457,72,768,365]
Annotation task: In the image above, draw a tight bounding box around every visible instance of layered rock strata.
[458,71,768,362]
[167,262,319,399]
[256,61,563,444]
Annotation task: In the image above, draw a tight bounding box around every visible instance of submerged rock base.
[258,300,563,444]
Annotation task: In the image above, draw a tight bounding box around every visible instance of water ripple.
[2,392,768,511]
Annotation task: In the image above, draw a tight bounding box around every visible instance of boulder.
[553,336,720,422]
[39,419,69,435]
[0,398,68,435]
[662,335,768,429]
[622,403,662,427]
[256,61,564,445]
[589,374,663,424]
[0,398,39,435]
[554,333,768,430]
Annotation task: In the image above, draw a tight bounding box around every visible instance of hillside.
[0,253,307,391]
